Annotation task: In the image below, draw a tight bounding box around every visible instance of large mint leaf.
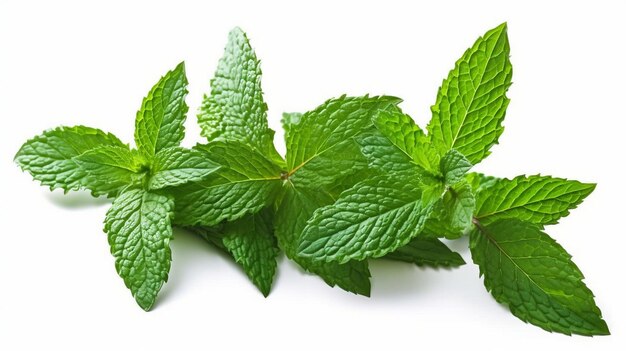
[385,237,465,268]
[475,175,595,226]
[198,28,281,164]
[148,147,220,190]
[134,62,189,157]
[298,173,438,263]
[427,23,512,164]
[285,95,401,187]
[275,185,371,296]
[14,126,126,196]
[470,219,608,336]
[172,141,282,226]
[103,189,174,311]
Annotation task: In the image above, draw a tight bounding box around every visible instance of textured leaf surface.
[299,173,437,263]
[73,145,139,196]
[103,189,174,311]
[440,149,472,185]
[172,141,282,226]
[14,126,126,195]
[148,147,220,190]
[423,180,475,239]
[470,219,608,335]
[285,95,401,185]
[135,62,189,157]
[275,185,371,295]
[475,175,596,226]
[427,23,512,164]
[198,28,281,162]
[356,130,417,174]
[385,237,465,267]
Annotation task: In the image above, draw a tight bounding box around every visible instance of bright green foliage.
[14,126,126,196]
[148,147,220,190]
[135,62,189,157]
[198,27,282,164]
[299,174,438,264]
[475,175,596,226]
[275,185,371,295]
[385,237,465,268]
[171,141,282,226]
[104,189,174,311]
[295,23,606,336]
[285,95,401,187]
[15,24,607,335]
[427,23,512,164]
[470,219,609,335]
[188,29,390,296]
[15,62,220,310]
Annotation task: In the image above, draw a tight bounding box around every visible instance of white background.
[1,0,624,350]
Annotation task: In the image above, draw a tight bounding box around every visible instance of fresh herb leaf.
[148,147,220,190]
[470,219,608,335]
[171,141,282,226]
[73,145,140,193]
[134,62,189,157]
[104,189,174,311]
[275,185,371,295]
[427,23,512,163]
[298,173,439,263]
[198,27,282,164]
[14,126,126,196]
[285,95,401,187]
[475,175,596,226]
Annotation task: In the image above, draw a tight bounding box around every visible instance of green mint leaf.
[14,126,126,196]
[134,62,189,157]
[385,237,465,268]
[73,145,139,196]
[191,210,278,297]
[285,95,401,186]
[423,180,475,239]
[298,173,438,263]
[440,149,472,185]
[172,141,282,226]
[470,219,609,336]
[103,189,174,311]
[275,185,371,295]
[475,175,596,226]
[427,23,512,164]
[198,28,282,163]
[148,147,220,190]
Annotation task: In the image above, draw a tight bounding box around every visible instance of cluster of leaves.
[14,24,608,336]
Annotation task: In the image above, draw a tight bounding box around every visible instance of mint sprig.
[14,24,608,336]
[15,63,220,310]
[296,23,608,335]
